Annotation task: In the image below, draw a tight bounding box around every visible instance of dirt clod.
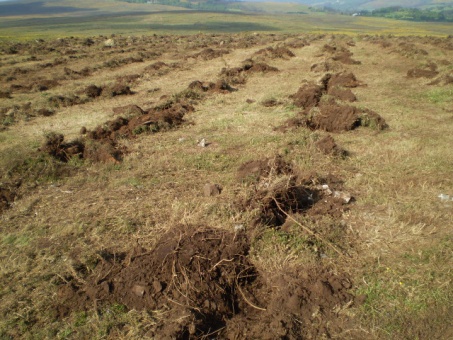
[85,84,103,98]
[40,133,84,162]
[303,103,387,132]
[315,135,348,156]
[203,183,222,197]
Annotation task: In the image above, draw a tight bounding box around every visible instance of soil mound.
[0,91,11,99]
[88,101,193,140]
[321,45,361,64]
[103,83,134,97]
[331,51,361,65]
[47,95,85,108]
[310,61,341,73]
[290,83,324,109]
[0,183,18,213]
[64,67,92,79]
[225,268,353,339]
[261,98,283,107]
[39,133,84,162]
[238,160,351,227]
[57,226,256,338]
[84,84,103,98]
[237,155,293,183]
[284,38,310,49]
[327,87,357,102]
[253,46,295,60]
[188,80,236,93]
[291,72,362,108]
[303,103,387,132]
[315,135,347,156]
[323,72,363,88]
[112,104,145,116]
[220,60,278,84]
[57,225,354,338]
[192,48,230,60]
[248,62,279,73]
[143,61,174,76]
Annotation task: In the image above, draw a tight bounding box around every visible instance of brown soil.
[291,72,362,108]
[0,91,11,98]
[284,38,310,49]
[87,101,193,141]
[274,117,306,132]
[84,84,103,98]
[191,48,230,60]
[39,133,84,162]
[188,80,236,94]
[42,100,192,163]
[64,66,92,79]
[8,79,59,93]
[407,68,439,79]
[57,226,255,337]
[323,72,364,88]
[112,104,145,116]
[321,44,361,64]
[115,74,140,85]
[290,83,324,109]
[220,60,279,84]
[310,61,341,73]
[225,267,353,339]
[57,224,354,338]
[103,83,134,97]
[48,95,85,108]
[238,159,351,227]
[302,103,387,132]
[237,155,293,183]
[315,135,348,157]
[0,184,18,213]
[248,61,279,73]
[327,86,357,102]
[253,46,295,60]
[143,61,175,76]
[144,61,168,71]
[331,51,361,65]
[261,98,283,107]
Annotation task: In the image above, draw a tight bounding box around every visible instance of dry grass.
[1,32,453,338]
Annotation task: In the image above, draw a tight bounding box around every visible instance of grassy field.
[1,1,453,339]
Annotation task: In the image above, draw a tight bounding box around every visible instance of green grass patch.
[425,87,453,104]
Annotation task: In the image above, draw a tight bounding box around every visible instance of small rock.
[104,39,115,47]
[131,284,145,297]
[438,193,451,201]
[80,126,87,135]
[152,280,162,293]
[198,138,207,147]
[203,183,222,197]
[334,191,352,203]
[234,224,245,232]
